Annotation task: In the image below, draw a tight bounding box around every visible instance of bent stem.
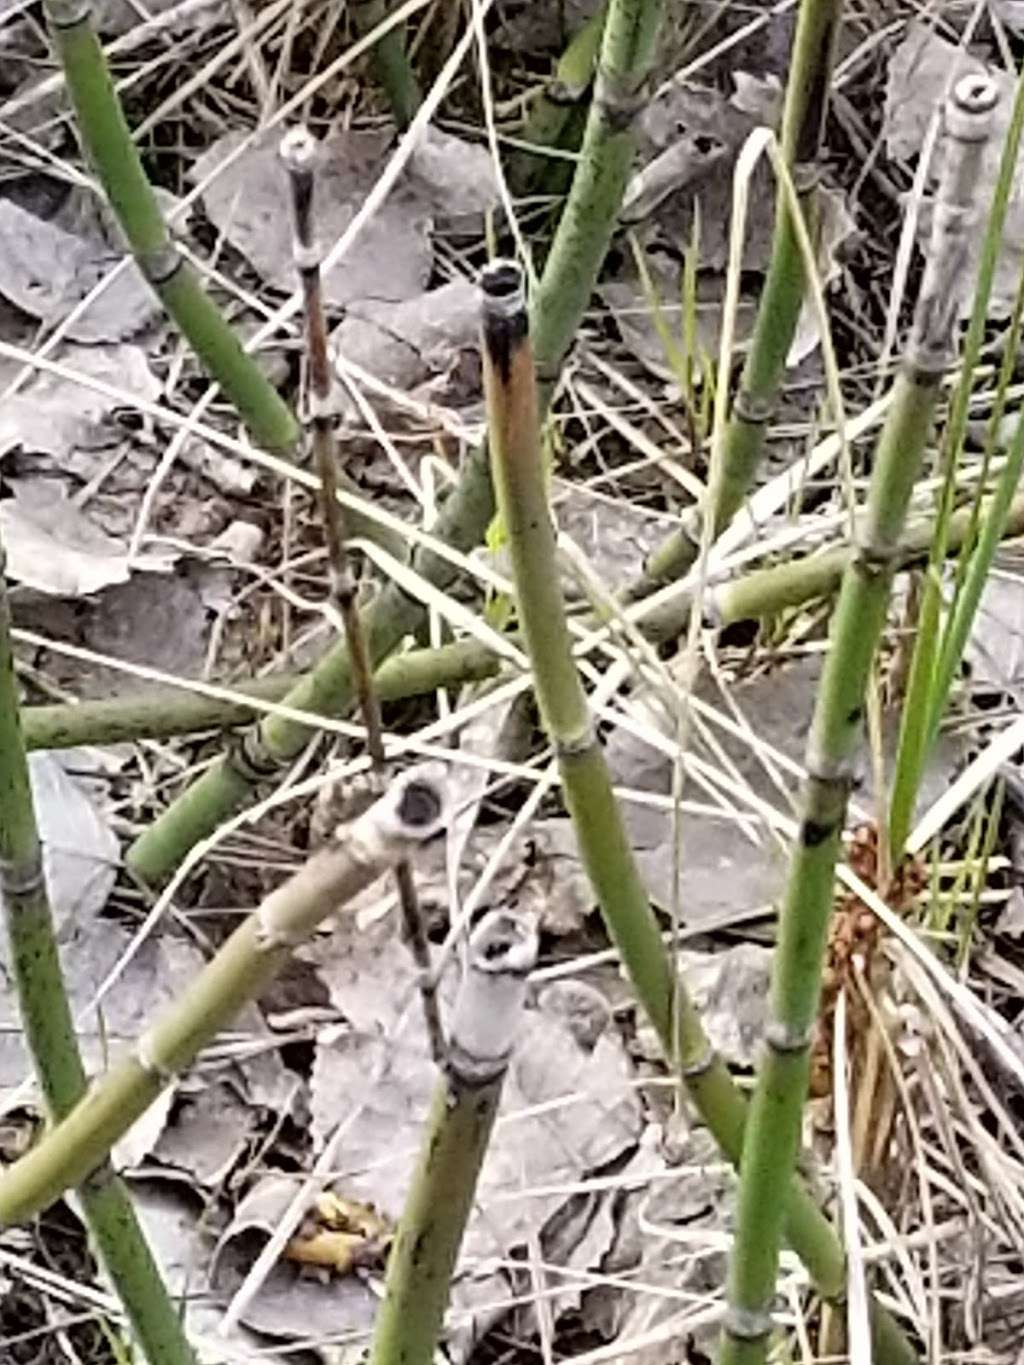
[44,0,298,452]
[479,259,917,1365]
[125,0,668,888]
[367,912,538,1365]
[637,0,842,591]
[719,74,997,1365]
[0,766,447,1225]
[0,544,196,1365]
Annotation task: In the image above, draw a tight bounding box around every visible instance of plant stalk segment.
[350,0,422,130]
[479,260,917,1365]
[0,766,448,1225]
[0,545,196,1363]
[718,74,998,1365]
[367,911,538,1365]
[124,0,669,889]
[281,124,445,1065]
[637,0,842,592]
[43,0,298,453]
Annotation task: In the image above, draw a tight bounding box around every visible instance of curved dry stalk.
[0,765,448,1225]
[633,0,842,593]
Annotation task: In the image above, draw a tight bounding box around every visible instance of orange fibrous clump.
[809,823,927,1099]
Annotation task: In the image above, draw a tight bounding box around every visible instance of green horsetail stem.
[479,259,918,1365]
[719,73,998,1365]
[506,4,608,197]
[367,911,538,1365]
[44,0,298,453]
[124,0,667,888]
[0,766,447,1224]
[888,55,1024,860]
[351,0,422,131]
[635,0,842,593]
[20,486,1024,754]
[0,545,196,1364]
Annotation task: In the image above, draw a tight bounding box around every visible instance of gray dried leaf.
[0,198,158,341]
[0,343,162,465]
[554,479,677,587]
[0,916,204,1141]
[192,129,432,307]
[0,478,175,596]
[333,278,481,399]
[299,916,642,1349]
[0,751,118,955]
[579,1127,728,1364]
[406,127,499,227]
[962,563,1024,695]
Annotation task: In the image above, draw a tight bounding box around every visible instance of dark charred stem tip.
[480,259,526,316]
[397,779,444,829]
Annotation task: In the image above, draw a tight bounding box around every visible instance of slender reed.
[367,911,537,1365]
[0,764,447,1224]
[888,55,1024,858]
[718,74,997,1365]
[479,259,917,1365]
[280,125,444,1064]
[351,0,422,130]
[125,0,668,888]
[0,545,196,1364]
[635,0,842,592]
[43,0,298,452]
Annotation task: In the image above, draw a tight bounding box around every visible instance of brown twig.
[280,125,445,1065]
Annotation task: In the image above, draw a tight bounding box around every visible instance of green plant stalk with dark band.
[0,545,197,1365]
[124,0,668,888]
[718,75,997,1365]
[44,0,298,452]
[367,912,537,1365]
[479,260,917,1365]
[637,0,842,591]
[0,766,447,1224]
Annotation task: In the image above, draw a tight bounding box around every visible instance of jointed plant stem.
[44,0,298,453]
[889,55,1024,858]
[719,75,997,1365]
[367,912,538,1365]
[636,0,842,592]
[281,125,444,1065]
[0,767,447,1224]
[479,260,917,1365]
[125,0,669,888]
[0,544,196,1365]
